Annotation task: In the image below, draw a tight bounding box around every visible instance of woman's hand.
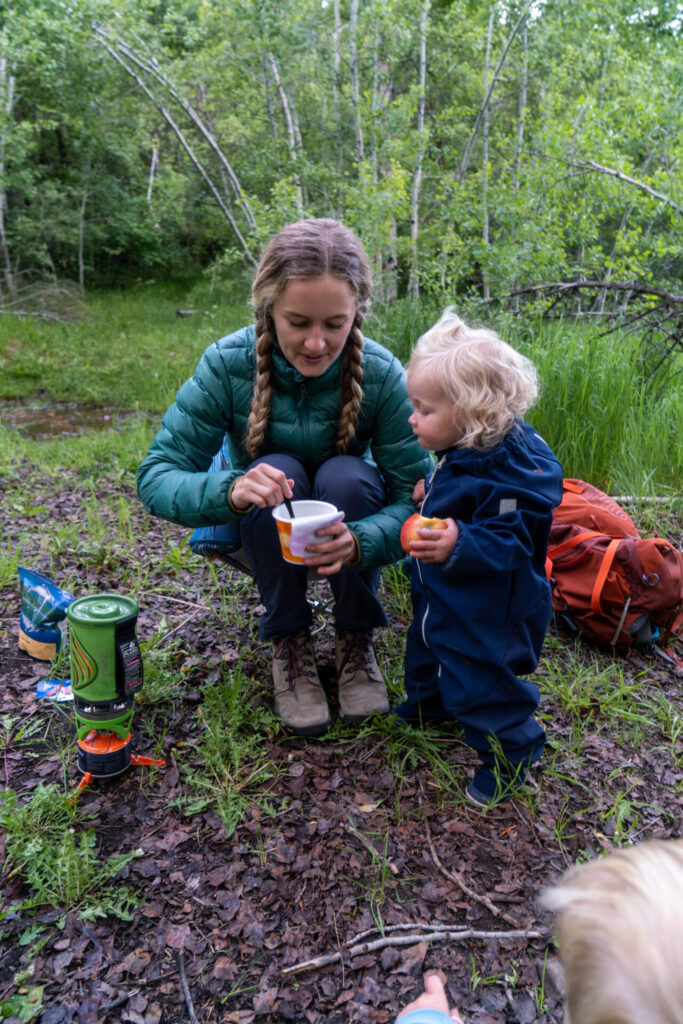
[407,517,458,564]
[395,972,463,1022]
[303,521,358,575]
[231,463,294,511]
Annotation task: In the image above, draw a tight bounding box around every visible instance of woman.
[137,218,432,736]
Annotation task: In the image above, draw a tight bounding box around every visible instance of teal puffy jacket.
[137,326,434,570]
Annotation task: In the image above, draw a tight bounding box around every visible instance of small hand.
[406,518,458,563]
[412,478,426,505]
[303,522,357,575]
[231,463,294,511]
[395,972,463,1022]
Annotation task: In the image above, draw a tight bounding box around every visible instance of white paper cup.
[272,500,345,564]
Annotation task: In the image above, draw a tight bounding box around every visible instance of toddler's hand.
[412,478,426,505]
[395,972,463,1022]
[408,518,458,563]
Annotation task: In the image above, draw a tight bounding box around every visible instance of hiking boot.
[465,765,534,809]
[272,631,330,737]
[335,630,390,724]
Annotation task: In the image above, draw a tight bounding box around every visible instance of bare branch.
[458,1,534,183]
[584,160,683,216]
[95,38,256,265]
[506,280,683,304]
[282,925,543,976]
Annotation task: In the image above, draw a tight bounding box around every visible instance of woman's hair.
[541,839,683,1024]
[245,218,372,459]
[406,307,538,450]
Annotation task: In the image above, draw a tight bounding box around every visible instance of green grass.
[1,282,681,493]
[174,663,282,837]
[0,277,250,412]
[522,319,683,493]
[0,784,140,922]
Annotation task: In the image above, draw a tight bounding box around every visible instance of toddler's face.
[407,369,461,451]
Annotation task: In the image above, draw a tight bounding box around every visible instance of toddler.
[398,308,563,806]
[395,838,683,1023]
[541,837,683,1024]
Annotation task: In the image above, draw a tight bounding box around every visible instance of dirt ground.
[1,471,681,1024]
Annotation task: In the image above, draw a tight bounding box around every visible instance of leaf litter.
[1,471,681,1023]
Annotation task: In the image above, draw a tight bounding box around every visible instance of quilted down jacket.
[137,326,433,570]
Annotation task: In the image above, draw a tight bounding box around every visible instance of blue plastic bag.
[18,567,74,662]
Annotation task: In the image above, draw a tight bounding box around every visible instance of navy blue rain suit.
[402,420,563,775]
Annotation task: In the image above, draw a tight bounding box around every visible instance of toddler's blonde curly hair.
[407,308,538,450]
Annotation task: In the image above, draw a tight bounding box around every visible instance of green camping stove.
[67,594,161,787]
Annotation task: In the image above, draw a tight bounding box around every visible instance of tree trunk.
[0,55,16,299]
[331,0,339,172]
[93,22,257,234]
[77,188,88,291]
[374,43,398,305]
[349,0,364,164]
[261,58,279,144]
[510,21,527,311]
[512,22,527,190]
[408,0,430,301]
[147,147,158,204]
[457,1,532,183]
[96,37,256,264]
[268,53,305,214]
[481,6,493,301]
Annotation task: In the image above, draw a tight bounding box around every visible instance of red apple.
[400,513,447,553]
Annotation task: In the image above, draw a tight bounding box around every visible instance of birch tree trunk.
[96,36,256,264]
[331,0,342,169]
[481,6,493,301]
[512,22,527,190]
[77,188,88,291]
[349,0,364,164]
[510,21,527,310]
[147,147,158,204]
[93,21,257,233]
[0,55,16,299]
[408,0,430,300]
[268,53,305,214]
[457,0,532,183]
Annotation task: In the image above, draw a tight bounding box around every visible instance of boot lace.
[273,632,315,693]
[337,631,376,677]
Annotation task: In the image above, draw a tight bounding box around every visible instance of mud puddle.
[0,400,144,438]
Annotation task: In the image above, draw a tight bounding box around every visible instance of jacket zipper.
[298,382,312,462]
[417,453,448,647]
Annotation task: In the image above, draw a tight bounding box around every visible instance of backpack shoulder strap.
[591,537,620,615]
[547,530,605,560]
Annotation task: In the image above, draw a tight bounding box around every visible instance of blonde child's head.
[407,308,538,450]
[541,839,683,1024]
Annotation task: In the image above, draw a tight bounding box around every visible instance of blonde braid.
[245,321,274,459]
[335,322,364,454]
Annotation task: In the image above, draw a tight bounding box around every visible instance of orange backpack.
[546,479,683,654]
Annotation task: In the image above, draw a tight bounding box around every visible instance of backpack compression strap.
[546,530,621,615]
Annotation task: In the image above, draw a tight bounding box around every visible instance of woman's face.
[270,274,357,377]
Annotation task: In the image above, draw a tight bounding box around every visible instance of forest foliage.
[1,0,681,308]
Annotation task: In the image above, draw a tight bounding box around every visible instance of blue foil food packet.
[18,567,75,663]
[36,679,73,702]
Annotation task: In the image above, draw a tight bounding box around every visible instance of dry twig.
[422,812,520,929]
[176,951,201,1024]
[282,924,543,976]
[343,821,399,875]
